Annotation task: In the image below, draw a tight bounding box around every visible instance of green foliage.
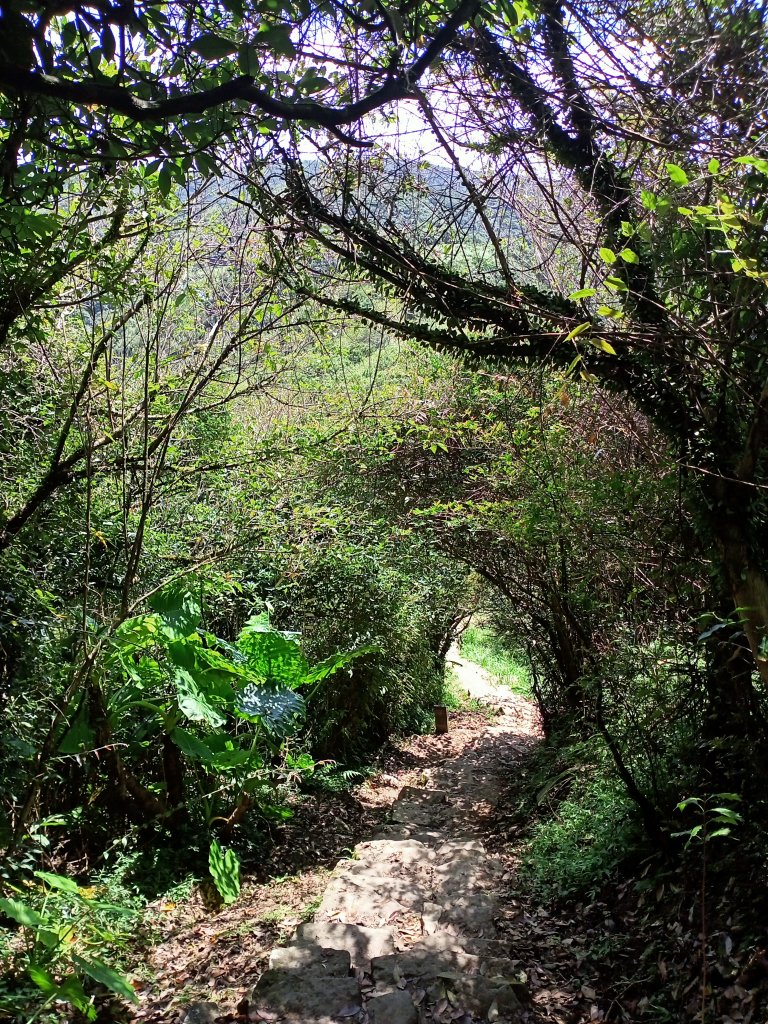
[97,583,373,829]
[521,773,640,900]
[673,793,743,846]
[0,0,469,199]
[272,546,465,757]
[308,764,368,794]
[0,871,138,1019]
[208,841,241,905]
[4,5,768,1001]
[459,625,531,697]
[234,612,377,736]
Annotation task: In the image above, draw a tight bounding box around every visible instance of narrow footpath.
[245,651,541,1024]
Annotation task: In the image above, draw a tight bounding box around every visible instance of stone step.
[433,891,498,936]
[332,858,433,891]
[432,852,503,895]
[370,950,526,1017]
[268,944,351,974]
[410,931,511,959]
[352,837,436,868]
[395,787,448,805]
[372,948,482,982]
[371,824,444,845]
[296,922,395,968]
[366,989,418,1024]
[253,966,361,1024]
[390,788,450,828]
[316,874,430,927]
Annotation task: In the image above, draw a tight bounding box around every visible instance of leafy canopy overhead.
[0,0,478,192]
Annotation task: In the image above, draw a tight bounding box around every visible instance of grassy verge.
[458,625,532,697]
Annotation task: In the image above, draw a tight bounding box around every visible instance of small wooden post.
[434,704,449,734]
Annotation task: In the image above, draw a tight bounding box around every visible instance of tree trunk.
[709,477,768,690]
[162,734,186,812]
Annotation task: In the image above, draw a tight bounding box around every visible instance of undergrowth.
[520,772,640,899]
[306,762,370,794]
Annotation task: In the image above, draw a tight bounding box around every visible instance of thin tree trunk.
[710,479,768,690]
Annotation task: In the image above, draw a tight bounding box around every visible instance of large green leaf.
[195,643,249,678]
[34,871,79,893]
[112,614,161,651]
[240,612,300,642]
[57,707,96,755]
[304,644,378,684]
[188,731,257,771]
[0,897,45,929]
[209,746,256,771]
[57,974,96,1019]
[149,582,202,640]
[72,955,139,1003]
[166,639,238,702]
[29,968,95,1019]
[171,727,214,762]
[108,614,162,679]
[235,683,305,735]
[257,23,297,58]
[27,964,57,995]
[237,618,308,689]
[209,841,240,905]
[174,668,226,727]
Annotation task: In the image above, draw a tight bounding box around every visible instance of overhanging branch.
[0,0,480,127]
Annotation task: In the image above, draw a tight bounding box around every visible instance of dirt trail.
[237,653,542,1024]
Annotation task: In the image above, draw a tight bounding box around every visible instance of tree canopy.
[0,0,479,178]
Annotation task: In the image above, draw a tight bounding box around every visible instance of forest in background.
[1,0,768,1019]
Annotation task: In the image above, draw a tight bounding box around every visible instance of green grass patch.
[459,625,532,697]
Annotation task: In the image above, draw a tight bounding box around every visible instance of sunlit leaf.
[209,841,241,904]
[235,683,304,735]
[666,163,689,186]
[149,583,202,640]
[237,617,308,688]
[0,897,45,929]
[34,871,79,893]
[27,964,57,995]
[175,668,226,727]
[72,955,139,1003]
[589,338,617,355]
[304,645,377,684]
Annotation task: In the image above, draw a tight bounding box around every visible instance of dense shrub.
[267,546,466,758]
